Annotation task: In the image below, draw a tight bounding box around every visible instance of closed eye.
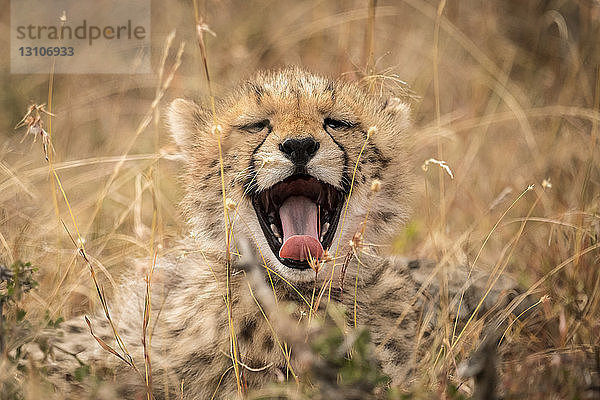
[237,119,270,134]
[324,117,356,130]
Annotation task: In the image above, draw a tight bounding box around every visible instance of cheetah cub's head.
[168,68,412,282]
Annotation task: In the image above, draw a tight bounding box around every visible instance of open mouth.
[251,175,345,270]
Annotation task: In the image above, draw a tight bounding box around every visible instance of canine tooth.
[321,222,330,235]
[270,223,280,238]
[278,237,282,244]
[320,235,324,242]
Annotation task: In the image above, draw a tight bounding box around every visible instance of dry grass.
[0,0,599,398]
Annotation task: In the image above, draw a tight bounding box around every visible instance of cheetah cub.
[49,68,431,399]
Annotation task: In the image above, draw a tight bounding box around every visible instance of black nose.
[278,137,320,165]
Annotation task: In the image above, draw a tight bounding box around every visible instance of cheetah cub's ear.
[381,96,412,132]
[167,98,209,149]
[382,96,411,116]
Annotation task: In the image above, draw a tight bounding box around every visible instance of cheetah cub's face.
[168,68,412,282]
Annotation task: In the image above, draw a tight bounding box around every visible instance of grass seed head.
[367,126,377,139]
[321,250,332,263]
[16,104,54,160]
[370,179,382,193]
[540,295,551,304]
[542,179,552,190]
[422,158,454,179]
[225,198,237,211]
[210,123,222,136]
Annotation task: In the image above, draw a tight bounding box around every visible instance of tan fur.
[41,68,435,399]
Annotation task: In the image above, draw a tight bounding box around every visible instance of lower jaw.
[273,260,328,282]
[272,247,337,277]
[276,257,313,270]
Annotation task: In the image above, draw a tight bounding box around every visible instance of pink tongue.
[278,196,324,261]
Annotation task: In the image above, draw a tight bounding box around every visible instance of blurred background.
[0,0,599,398]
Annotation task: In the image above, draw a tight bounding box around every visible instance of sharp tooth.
[278,237,282,244]
[320,235,324,242]
[270,223,281,238]
[321,222,330,235]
